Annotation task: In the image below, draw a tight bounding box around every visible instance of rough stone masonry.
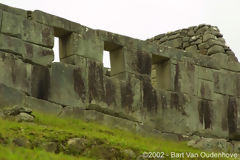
[0,3,240,141]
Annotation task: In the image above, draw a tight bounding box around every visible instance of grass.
[0,112,237,160]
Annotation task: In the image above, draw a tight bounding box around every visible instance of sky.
[1,0,240,67]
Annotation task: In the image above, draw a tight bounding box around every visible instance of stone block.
[0,83,25,108]
[142,76,157,113]
[32,10,85,34]
[120,75,143,120]
[210,94,229,138]
[177,61,196,94]
[61,55,87,66]
[198,80,214,100]
[1,11,54,48]
[1,11,23,38]
[59,106,141,132]
[24,96,62,115]
[0,33,25,56]
[213,71,236,96]
[125,49,152,76]
[23,42,54,66]
[185,45,198,53]
[104,76,121,110]
[60,32,103,62]
[0,52,31,94]
[97,30,141,51]
[207,45,225,55]
[198,66,214,81]
[210,53,228,67]
[87,60,104,104]
[22,19,54,48]
[161,38,182,48]
[48,62,88,107]
[30,65,50,100]
[151,60,175,91]
[0,3,27,16]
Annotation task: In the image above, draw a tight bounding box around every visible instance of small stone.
[0,111,4,119]
[187,28,195,36]
[3,106,32,116]
[218,38,226,43]
[198,43,210,50]
[191,38,202,45]
[208,39,225,47]
[185,45,198,53]
[207,45,225,55]
[196,25,209,35]
[183,42,190,48]
[15,113,34,122]
[203,33,216,42]
[13,137,31,148]
[168,33,181,40]
[42,142,58,153]
[67,138,89,154]
[182,37,190,42]
[121,149,136,159]
[161,38,182,48]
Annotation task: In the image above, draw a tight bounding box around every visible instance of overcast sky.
[1,0,240,66]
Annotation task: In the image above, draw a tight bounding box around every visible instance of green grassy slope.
[0,112,234,160]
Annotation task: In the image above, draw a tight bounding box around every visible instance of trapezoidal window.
[151,54,171,90]
[53,37,60,62]
[103,41,124,77]
[52,27,71,63]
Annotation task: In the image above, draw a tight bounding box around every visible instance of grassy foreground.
[0,112,235,160]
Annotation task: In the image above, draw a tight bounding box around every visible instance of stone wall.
[1,3,240,140]
[148,24,238,63]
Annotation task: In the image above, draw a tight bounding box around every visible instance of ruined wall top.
[148,24,238,63]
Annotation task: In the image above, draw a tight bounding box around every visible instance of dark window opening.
[53,37,60,62]
[52,27,71,63]
[103,41,124,77]
[151,54,170,90]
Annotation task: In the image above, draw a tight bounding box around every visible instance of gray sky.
[1,0,240,66]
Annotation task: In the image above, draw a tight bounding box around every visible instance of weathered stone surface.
[198,66,214,81]
[162,38,182,48]
[1,11,23,38]
[203,33,216,42]
[61,55,87,66]
[185,45,198,53]
[0,34,25,56]
[23,42,54,66]
[207,45,225,55]
[188,137,233,152]
[60,32,103,62]
[32,10,85,34]
[125,49,152,76]
[67,138,89,154]
[121,75,143,120]
[0,84,25,108]
[88,60,104,104]
[30,65,50,100]
[198,80,214,100]
[22,19,54,48]
[24,96,62,115]
[177,61,196,94]
[0,3,27,16]
[104,76,121,110]
[0,106,34,122]
[15,112,34,122]
[48,62,88,107]
[1,11,54,48]
[213,71,236,96]
[0,52,31,94]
